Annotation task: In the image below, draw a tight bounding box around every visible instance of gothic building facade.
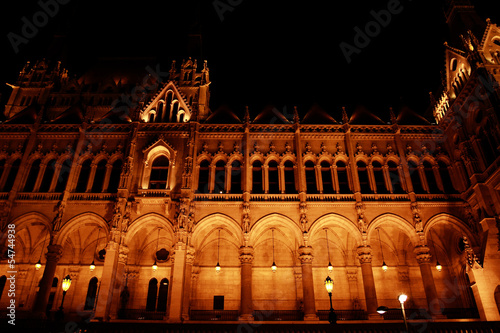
[1,0,500,324]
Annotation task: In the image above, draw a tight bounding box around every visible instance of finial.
[389,107,397,124]
[293,106,299,123]
[342,107,349,124]
[244,106,250,123]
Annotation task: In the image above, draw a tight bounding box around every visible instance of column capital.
[45,244,63,262]
[414,245,431,264]
[298,245,314,264]
[239,246,254,264]
[357,245,372,264]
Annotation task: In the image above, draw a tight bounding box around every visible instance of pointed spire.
[341,107,349,124]
[389,107,397,124]
[243,106,250,123]
[293,106,299,124]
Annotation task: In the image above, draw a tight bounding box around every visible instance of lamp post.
[324,276,337,324]
[398,294,409,332]
[55,275,72,321]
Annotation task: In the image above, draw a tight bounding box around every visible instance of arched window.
[197,160,210,193]
[55,158,72,192]
[268,161,279,194]
[0,275,6,301]
[230,160,242,194]
[23,159,41,192]
[166,93,173,122]
[157,278,169,312]
[423,161,439,193]
[357,161,371,193]
[156,102,164,123]
[149,156,169,189]
[438,161,456,193]
[0,160,5,184]
[146,278,158,311]
[372,161,387,194]
[479,127,497,166]
[305,161,317,194]
[387,161,403,193]
[336,161,350,193]
[252,161,263,194]
[76,159,92,192]
[321,161,334,194]
[284,161,296,194]
[39,159,57,192]
[91,160,107,193]
[214,160,226,193]
[408,161,424,194]
[107,160,123,193]
[84,277,98,310]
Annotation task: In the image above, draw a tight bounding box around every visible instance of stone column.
[238,246,254,320]
[94,239,120,321]
[109,245,129,319]
[181,246,195,321]
[414,245,443,317]
[32,244,63,318]
[298,246,318,320]
[168,241,187,323]
[357,245,379,318]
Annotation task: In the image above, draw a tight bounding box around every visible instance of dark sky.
[1,0,500,121]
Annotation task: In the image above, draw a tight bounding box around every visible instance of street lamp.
[55,275,72,321]
[398,293,409,332]
[325,229,333,273]
[324,276,337,324]
[377,228,388,272]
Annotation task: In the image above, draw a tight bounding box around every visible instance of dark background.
[1,0,500,121]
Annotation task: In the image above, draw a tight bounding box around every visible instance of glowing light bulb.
[152,260,158,272]
[35,260,42,271]
[271,262,277,273]
[89,260,96,272]
[436,261,442,272]
[382,261,388,272]
[215,262,221,273]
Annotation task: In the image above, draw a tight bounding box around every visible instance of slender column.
[357,246,379,318]
[94,237,120,321]
[298,246,318,320]
[181,246,195,321]
[32,244,63,318]
[414,245,443,317]
[239,246,254,320]
[109,245,129,319]
[168,239,187,322]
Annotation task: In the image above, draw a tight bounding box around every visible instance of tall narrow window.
[156,102,164,123]
[23,160,41,192]
[423,161,439,193]
[214,160,226,193]
[438,161,455,193]
[336,161,350,193]
[84,277,98,310]
[252,161,263,194]
[372,161,387,194]
[408,161,424,194]
[107,160,123,193]
[268,161,279,194]
[39,159,57,192]
[230,160,242,194]
[357,161,371,193]
[157,278,169,312]
[3,159,20,192]
[149,156,169,189]
[76,159,92,192]
[388,161,403,193]
[146,278,158,311]
[305,161,317,194]
[0,275,6,301]
[479,128,497,165]
[91,160,108,193]
[197,160,210,193]
[55,158,72,192]
[0,160,5,185]
[284,161,296,194]
[321,161,334,194]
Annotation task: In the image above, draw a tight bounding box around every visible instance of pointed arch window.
[84,277,99,310]
[39,159,57,192]
[76,159,92,192]
[305,161,317,194]
[55,158,72,192]
[230,160,242,194]
[357,161,371,193]
[149,156,169,189]
[91,160,108,193]
[23,159,41,192]
[284,161,296,194]
[157,278,169,312]
[197,160,210,193]
[214,160,226,193]
[438,161,455,193]
[146,278,158,311]
[320,161,334,194]
[423,161,439,193]
[252,161,263,194]
[408,161,424,194]
[156,102,164,123]
[268,160,279,194]
[336,160,350,193]
[0,160,5,185]
[0,275,6,301]
[372,161,387,194]
[107,160,123,193]
[387,161,403,193]
[3,159,20,192]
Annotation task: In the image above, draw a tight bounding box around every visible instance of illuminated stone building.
[0,0,500,325]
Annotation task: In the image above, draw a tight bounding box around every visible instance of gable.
[140,81,193,123]
[444,46,471,99]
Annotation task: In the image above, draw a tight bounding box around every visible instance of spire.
[444,0,486,48]
[341,107,349,124]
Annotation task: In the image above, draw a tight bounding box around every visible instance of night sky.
[1,0,500,121]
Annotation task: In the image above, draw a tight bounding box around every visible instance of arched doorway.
[157,278,169,312]
[84,277,99,310]
[494,285,500,316]
[146,278,158,311]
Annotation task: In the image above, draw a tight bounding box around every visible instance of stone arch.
[141,141,176,189]
[192,213,243,251]
[249,213,303,254]
[54,212,109,246]
[8,212,51,263]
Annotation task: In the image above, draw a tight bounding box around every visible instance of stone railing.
[16,192,62,201]
[68,193,117,201]
[189,310,239,321]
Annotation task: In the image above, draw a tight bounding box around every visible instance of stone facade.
[1,1,500,323]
